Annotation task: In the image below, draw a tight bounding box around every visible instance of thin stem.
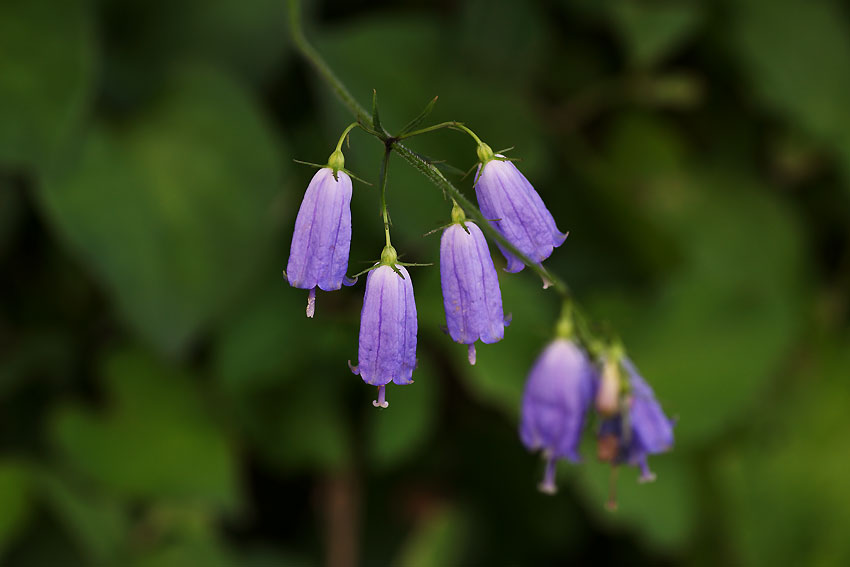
[379,147,392,247]
[397,121,459,140]
[288,0,370,124]
[450,123,485,146]
[336,122,359,152]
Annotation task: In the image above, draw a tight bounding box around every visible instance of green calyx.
[327,149,345,176]
[450,200,467,224]
[476,142,495,164]
[380,244,398,266]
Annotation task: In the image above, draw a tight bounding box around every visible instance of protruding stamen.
[606,466,619,511]
[541,275,553,290]
[372,385,389,409]
[637,458,656,484]
[306,288,316,318]
[347,360,359,375]
[467,344,477,365]
[537,456,558,495]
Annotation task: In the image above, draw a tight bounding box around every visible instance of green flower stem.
[379,147,392,248]
[287,0,611,348]
[397,121,459,140]
[336,122,360,152]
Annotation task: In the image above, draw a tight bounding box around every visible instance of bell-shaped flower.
[597,358,674,483]
[349,246,417,409]
[440,204,508,365]
[284,160,355,318]
[474,145,567,273]
[519,338,597,494]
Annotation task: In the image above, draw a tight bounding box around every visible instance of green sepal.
[292,159,326,169]
[372,90,385,135]
[396,261,433,267]
[341,168,372,186]
[398,95,439,136]
[350,262,381,279]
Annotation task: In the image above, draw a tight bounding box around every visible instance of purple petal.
[474,158,566,273]
[355,265,417,387]
[439,222,505,347]
[519,339,596,462]
[286,168,353,290]
[395,265,417,385]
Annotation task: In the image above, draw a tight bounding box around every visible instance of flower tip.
[638,473,657,484]
[347,360,359,375]
[467,343,477,365]
[343,274,357,286]
[372,385,388,409]
[306,288,316,318]
[541,275,553,290]
[537,481,558,496]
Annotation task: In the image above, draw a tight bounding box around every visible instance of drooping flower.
[284,160,355,318]
[440,203,508,365]
[474,145,567,273]
[519,338,597,494]
[349,246,417,408]
[597,358,674,483]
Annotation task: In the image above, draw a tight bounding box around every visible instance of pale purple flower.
[349,264,417,408]
[519,338,597,494]
[475,157,567,273]
[285,167,355,317]
[598,358,674,482]
[440,221,508,365]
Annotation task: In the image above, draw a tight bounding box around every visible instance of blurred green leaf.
[716,339,850,566]
[0,460,32,557]
[367,357,436,470]
[461,273,553,417]
[49,349,238,509]
[38,470,128,564]
[608,0,702,68]
[732,0,850,192]
[395,506,469,567]
[102,0,288,86]
[575,456,695,551]
[38,66,284,354]
[0,0,95,170]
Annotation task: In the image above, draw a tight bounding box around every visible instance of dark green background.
[1,0,848,565]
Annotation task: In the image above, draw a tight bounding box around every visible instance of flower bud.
[595,357,621,416]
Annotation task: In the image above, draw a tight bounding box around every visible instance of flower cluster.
[519,331,675,500]
[284,121,673,504]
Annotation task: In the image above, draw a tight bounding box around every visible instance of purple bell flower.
[285,166,355,318]
[474,148,567,273]
[349,252,417,409]
[597,358,674,483]
[440,213,508,365]
[519,338,597,494]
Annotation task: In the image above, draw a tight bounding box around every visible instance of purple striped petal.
[597,358,674,481]
[353,265,417,387]
[440,222,506,356]
[519,339,597,462]
[475,158,566,273]
[285,168,353,291]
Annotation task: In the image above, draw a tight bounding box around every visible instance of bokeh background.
[2,0,849,565]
